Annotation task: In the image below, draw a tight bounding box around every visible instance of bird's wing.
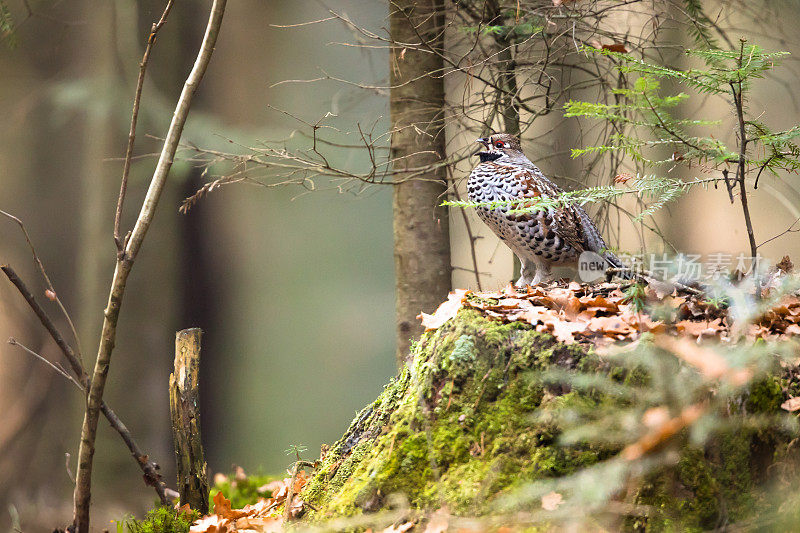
[471,162,590,253]
[513,166,588,254]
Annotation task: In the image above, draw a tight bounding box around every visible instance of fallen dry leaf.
[262,479,285,497]
[676,318,723,338]
[213,492,250,520]
[423,507,450,533]
[511,306,554,325]
[579,294,620,313]
[642,406,670,429]
[287,495,305,518]
[777,255,794,274]
[383,521,416,533]
[549,288,582,319]
[176,503,194,516]
[541,491,563,511]
[622,403,705,461]
[418,289,469,331]
[648,280,676,300]
[417,279,800,347]
[293,470,308,493]
[190,515,232,533]
[602,43,628,53]
[588,316,635,337]
[191,470,311,533]
[781,397,800,412]
[234,516,281,532]
[548,318,589,344]
[614,172,635,184]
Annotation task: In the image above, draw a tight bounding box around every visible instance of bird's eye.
[495,141,505,148]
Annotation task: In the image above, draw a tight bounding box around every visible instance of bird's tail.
[602,250,635,280]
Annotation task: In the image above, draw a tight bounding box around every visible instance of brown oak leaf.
[190,515,232,533]
[418,289,469,331]
[781,397,800,412]
[541,491,564,511]
[212,491,250,520]
[602,43,628,53]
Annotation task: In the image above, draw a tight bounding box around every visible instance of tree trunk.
[390,0,451,365]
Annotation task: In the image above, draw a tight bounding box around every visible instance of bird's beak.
[474,138,489,157]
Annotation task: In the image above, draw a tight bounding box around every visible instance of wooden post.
[169,327,209,513]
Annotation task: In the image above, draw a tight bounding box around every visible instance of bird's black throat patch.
[478,152,502,162]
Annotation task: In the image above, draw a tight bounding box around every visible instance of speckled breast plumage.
[467,161,581,266]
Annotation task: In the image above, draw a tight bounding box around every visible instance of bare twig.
[449,174,483,290]
[720,168,736,204]
[283,460,315,523]
[179,175,267,214]
[72,1,227,530]
[758,216,800,249]
[1,265,169,505]
[605,266,705,298]
[114,0,175,253]
[7,337,80,387]
[1,209,84,364]
[66,453,75,484]
[269,16,336,28]
[731,40,759,297]
[1,265,83,380]
[752,153,779,190]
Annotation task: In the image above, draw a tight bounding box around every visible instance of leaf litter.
[192,278,800,532]
[419,279,800,347]
[188,469,308,533]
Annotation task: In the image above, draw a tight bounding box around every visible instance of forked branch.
[72,1,227,530]
[114,0,176,252]
[1,265,169,504]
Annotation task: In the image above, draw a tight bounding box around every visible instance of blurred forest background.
[0,0,395,527]
[2,0,800,528]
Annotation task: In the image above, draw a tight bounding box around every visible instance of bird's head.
[475,133,525,163]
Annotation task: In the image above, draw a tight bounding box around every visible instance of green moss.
[302,309,603,519]
[450,334,477,363]
[300,308,795,529]
[746,377,783,413]
[633,430,763,531]
[122,507,199,533]
[210,471,278,510]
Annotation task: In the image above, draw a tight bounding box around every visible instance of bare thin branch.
[114,0,175,253]
[7,337,80,387]
[0,264,169,505]
[1,209,84,366]
[72,1,227,530]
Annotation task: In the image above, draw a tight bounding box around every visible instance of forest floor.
[142,273,800,532]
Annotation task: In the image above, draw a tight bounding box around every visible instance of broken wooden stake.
[169,327,209,513]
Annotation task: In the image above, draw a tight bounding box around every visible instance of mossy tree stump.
[301,308,798,529]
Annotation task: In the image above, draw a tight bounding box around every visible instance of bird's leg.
[530,262,552,286]
[516,258,538,288]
